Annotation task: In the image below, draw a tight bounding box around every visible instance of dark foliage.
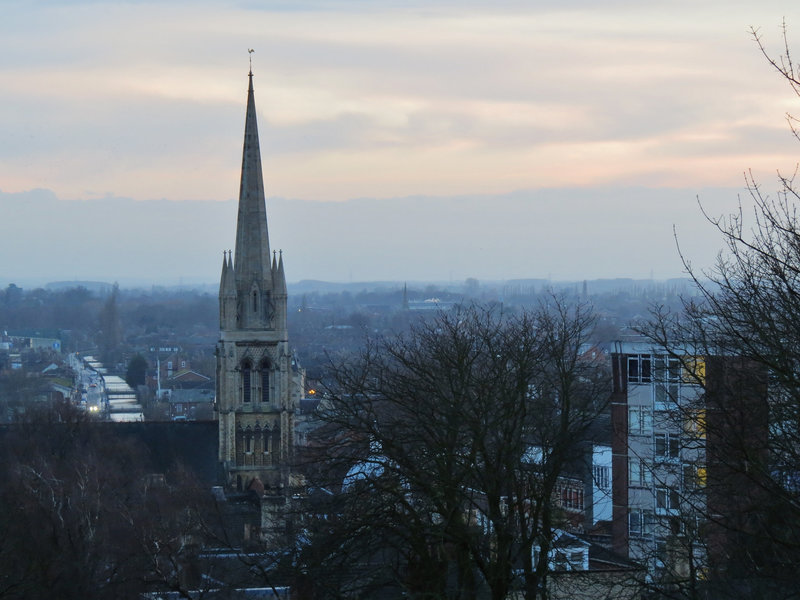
[126,353,148,388]
[0,402,216,599]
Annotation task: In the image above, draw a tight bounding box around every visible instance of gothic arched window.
[260,359,270,404]
[252,290,258,313]
[271,427,281,461]
[244,427,253,453]
[263,427,271,455]
[242,360,252,403]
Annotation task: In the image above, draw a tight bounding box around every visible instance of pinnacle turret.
[275,250,287,295]
[218,251,229,297]
[219,251,237,329]
[224,251,236,296]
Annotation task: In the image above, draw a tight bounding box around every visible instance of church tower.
[217,68,302,503]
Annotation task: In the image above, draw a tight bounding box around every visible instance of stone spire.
[234,70,272,293]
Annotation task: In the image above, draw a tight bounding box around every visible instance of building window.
[656,486,680,514]
[558,485,584,511]
[654,355,681,408]
[629,406,653,435]
[628,355,652,384]
[654,381,680,408]
[629,458,652,487]
[683,464,707,489]
[655,539,668,567]
[242,361,252,403]
[684,409,706,439]
[682,356,706,384]
[655,432,680,460]
[260,360,270,404]
[244,429,253,453]
[268,427,280,462]
[593,465,610,491]
[263,429,271,454]
[654,356,682,382]
[181,360,186,368]
[629,508,655,537]
[252,290,258,312]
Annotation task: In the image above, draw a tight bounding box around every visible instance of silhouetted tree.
[0,402,216,599]
[98,283,122,366]
[299,300,610,599]
[638,23,800,599]
[125,353,148,388]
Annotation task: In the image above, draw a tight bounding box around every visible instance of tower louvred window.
[242,361,252,403]
[261,360,270,403]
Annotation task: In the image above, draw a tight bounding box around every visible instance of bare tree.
[637,23,800,599]
[298,300,610,599]
[0,402,217,599]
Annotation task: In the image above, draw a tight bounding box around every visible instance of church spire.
[216,62,300,512]
[233,69,271,291]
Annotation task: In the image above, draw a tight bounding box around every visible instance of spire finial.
[248,48,254,75]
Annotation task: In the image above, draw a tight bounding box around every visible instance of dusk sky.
[2,0,800,286]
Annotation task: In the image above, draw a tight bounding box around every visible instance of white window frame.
[629,508,655,538]
[629,458,652,488]
[654,355,682,408]
[656,486,680,514]
[593,464,610,491]
[654,432,680,461]
[629,405,653,435]
[628,354,652,384]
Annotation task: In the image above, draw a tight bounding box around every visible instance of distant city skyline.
[0,186,749,287]
[2,1,799,284]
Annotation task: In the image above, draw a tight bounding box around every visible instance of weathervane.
[248,48,254,74]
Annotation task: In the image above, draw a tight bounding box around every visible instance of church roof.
[234,70,272,290]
